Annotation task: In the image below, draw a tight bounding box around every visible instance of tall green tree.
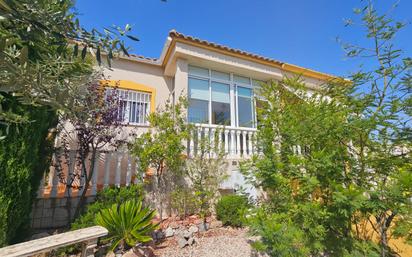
[244,1,411,256]
[0,97,57,246]
[0,0,138,246]
[0,0,138,124]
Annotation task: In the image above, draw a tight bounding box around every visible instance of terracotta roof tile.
[169,29,284,66]
[128,54,158,62]
[168,30,339,80]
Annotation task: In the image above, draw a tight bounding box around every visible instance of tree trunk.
[157,173,163,221]
[73,150,97,220]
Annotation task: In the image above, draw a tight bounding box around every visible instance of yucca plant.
[95,199,159,251]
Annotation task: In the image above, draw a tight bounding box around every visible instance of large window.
[188,77,209,123]
[237,86,254,127]
[188,65,259,128]
[112,89,151,125]
[211,81,230,125]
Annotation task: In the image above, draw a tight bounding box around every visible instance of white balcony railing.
[187,124,257,159]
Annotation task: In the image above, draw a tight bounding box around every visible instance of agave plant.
[95,199,159,250]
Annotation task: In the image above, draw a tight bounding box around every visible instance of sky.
[74,0,412,78]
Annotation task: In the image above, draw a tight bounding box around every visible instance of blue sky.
[75,0,412,77]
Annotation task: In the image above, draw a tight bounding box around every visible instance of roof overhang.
[114,30,346,83]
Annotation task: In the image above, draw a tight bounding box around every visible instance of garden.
[0,0,411,257]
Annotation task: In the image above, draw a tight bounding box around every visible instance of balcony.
[187,124,257,159]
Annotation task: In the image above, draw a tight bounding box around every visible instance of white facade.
[40,30,335,200]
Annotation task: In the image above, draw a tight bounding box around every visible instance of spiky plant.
[95,199,159,251]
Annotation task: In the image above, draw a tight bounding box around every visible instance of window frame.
[113,88,152,126]
[188,65,258,128]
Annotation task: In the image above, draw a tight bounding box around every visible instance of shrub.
[71,184,143,230]
[0,94,57,246]
[170,187,197,218]
[96,199,158,251]
[215,194,249,227]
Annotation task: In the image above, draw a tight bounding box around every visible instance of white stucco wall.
[104,58,173,109]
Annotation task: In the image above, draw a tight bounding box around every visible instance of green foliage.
[216,194,249,227]
[130,96,192,219]
[71,184,144,230]
[185,133,228,220]
[131,96,191,177]
[243,1,411,256]
[247,210,310,257]
[170,187,197,218]
[95,199,159,251]
[0,0,138,124]
[0,93,57,246]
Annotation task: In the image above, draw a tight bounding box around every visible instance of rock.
[94,245,109,257]
[187,237,195,245]
[164,227,174,237]
[177,237,188,248]
[153,230,164,240]
[210,220,223,229]
[123,246,155,257]
[198,222,209,232]
[30,232,50,240]
[182,229,192,239]
[122,249,138,257]
[188,225,198,234]
[105,251,115,257]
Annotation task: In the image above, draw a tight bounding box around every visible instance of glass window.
[188,77,209,123]
[211,81,231,125]
[237,87,254,127]
[110,89,151,125]
[189,65,209,77]
[211,70,230,81]
[234,74,250,85]
[187,65,258,128]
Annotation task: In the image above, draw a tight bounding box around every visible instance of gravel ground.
[154,227,254,257]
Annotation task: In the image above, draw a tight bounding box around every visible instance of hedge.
[0,94,57,246]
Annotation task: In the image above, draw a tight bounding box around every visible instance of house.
[32,30,336,228]
[102,29,335,155]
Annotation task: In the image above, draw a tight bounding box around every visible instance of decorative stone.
[164,227,174,238]
[182,229,192,239]
[187,237,195,245]
[177,237,188,248]
[105,250,115,257]
[94,245,109,257]
[152,230,164,240]
[122,250,138,257]
[209,220,223,229]
[198,222,209,232]
[188,225,198,234]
